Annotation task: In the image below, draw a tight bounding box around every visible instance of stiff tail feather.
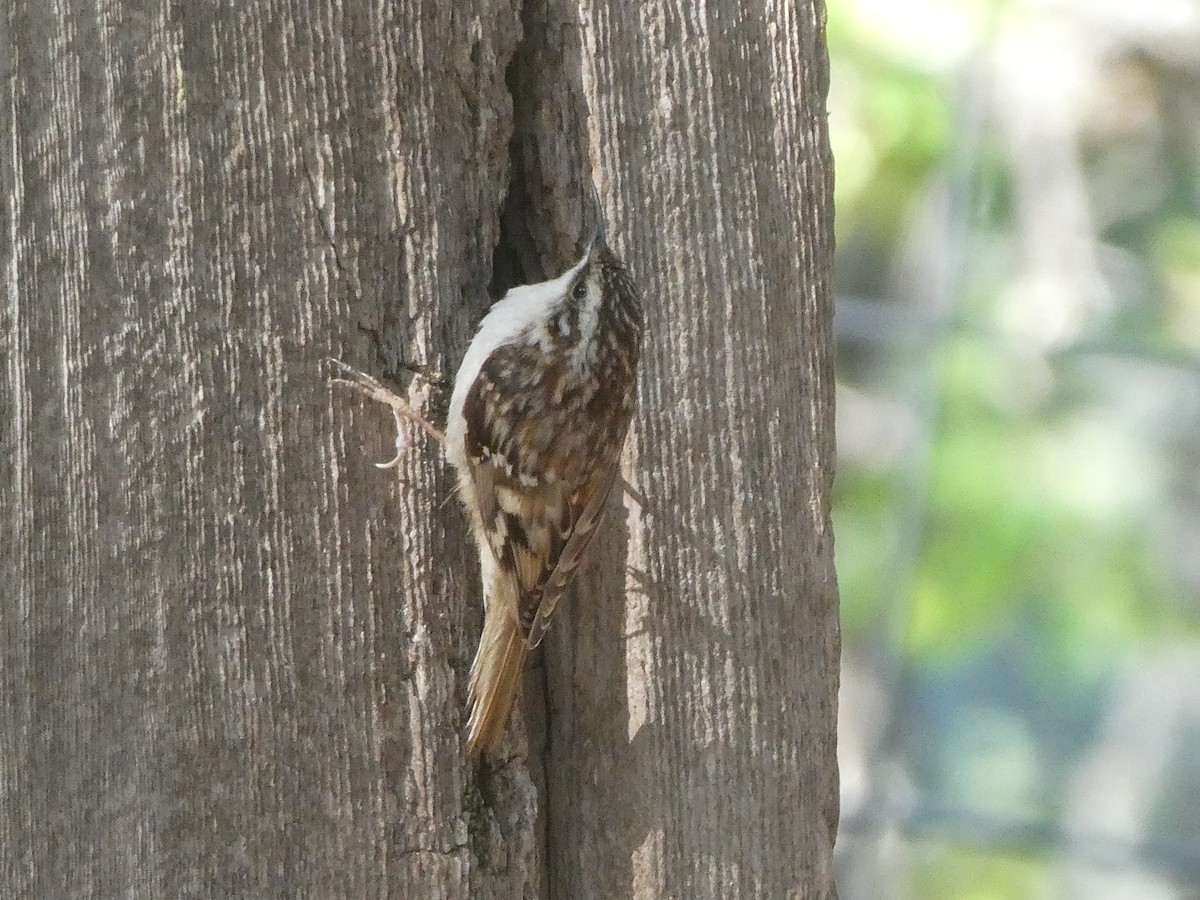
[466,609,529,755]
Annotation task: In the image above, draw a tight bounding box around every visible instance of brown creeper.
[331,195,642,755]
[448,202,642,754]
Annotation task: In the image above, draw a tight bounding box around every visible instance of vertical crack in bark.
[488,110,532,302]
[483,3,595,897]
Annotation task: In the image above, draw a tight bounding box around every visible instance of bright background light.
[830,1,1200,897]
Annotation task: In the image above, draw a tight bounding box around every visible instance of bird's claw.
[326,357,447,465]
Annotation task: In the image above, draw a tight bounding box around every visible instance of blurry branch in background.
[837,648,1200,892]
[1056,340,1200,377]
[838,297,1200,374]
[839,799,1200,887]
[835,44,992,891]
[1057,645,1200,897]
[833,0,1200,896]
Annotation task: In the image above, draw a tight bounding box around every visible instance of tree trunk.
[1,1,838,898]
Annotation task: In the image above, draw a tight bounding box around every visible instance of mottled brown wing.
[460,246,641,646]
[462,451,564,613]
[522,463,620,648]
[461,341,628,648]
[465,450,618,648]
[461,351,580,612]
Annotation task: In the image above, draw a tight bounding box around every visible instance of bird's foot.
[326,358,446,468]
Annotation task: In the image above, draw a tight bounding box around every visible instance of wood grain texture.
[2,1,530,896]
[534,1,841,897]
[2,0,837,897]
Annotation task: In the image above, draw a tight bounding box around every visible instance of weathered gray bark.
[535,4,840,897]
[2,0,837,898]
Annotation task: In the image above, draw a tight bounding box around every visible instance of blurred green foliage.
[829,0,1200,896]
[828,11,953,244]
[910,844,1056,900]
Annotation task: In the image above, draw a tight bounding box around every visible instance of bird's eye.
[572,281,588,300]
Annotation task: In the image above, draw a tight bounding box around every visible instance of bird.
[330,188,643,755]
